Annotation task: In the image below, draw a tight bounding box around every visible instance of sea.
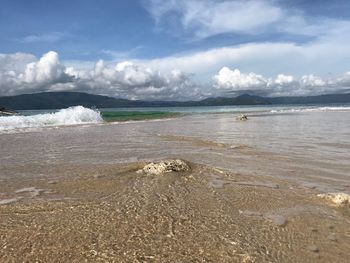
[0,103,349,193]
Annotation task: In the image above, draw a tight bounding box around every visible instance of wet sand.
[0,161,349,262]
[1,112,350,262]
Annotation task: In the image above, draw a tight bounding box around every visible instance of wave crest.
[0,106,102,132]
[270,106,350,113]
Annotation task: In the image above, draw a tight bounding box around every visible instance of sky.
[1,0,350,100]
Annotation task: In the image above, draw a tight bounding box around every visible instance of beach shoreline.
[1,110,350,262]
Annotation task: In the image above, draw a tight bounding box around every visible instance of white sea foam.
[270,106,350,113]
[0,106,102,132]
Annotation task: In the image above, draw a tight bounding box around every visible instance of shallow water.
[0,107,349,192]
[1,106,350,262]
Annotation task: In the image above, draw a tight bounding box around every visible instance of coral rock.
[141,159,190,175]
[317,192,350,206]
[236,114,248,121]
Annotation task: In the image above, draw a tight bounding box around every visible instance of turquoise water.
[18,103,350,115]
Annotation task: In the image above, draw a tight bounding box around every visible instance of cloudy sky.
[1,0,350,100]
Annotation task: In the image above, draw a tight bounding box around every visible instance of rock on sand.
[141,159,190,175]
[236,114,248,121]
[317,192,350,206]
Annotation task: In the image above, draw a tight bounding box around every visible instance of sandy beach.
[1,111,350,262]
[2,0,350,261]
[1,161,349,262]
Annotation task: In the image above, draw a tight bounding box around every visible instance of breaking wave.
[270,106,350,114]
[0,106,103,132]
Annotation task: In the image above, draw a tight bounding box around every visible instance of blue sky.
[1,0,349,60]
[1,0,350,100]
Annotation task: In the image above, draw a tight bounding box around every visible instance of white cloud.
[21,51,72,84]
[213,66,350,96]
[145,0,283,39]
[136,40,350,84]
[136,42,301,81]
[17,32,64,43]
[213,67,267,90]
[73,60,202,100]
[1,1,349,100]
[143,0,350,41]
[0,51,74,95]
[137,0,350,84]
[337,71,350,86]
[134,14,350,81]
[0,51,201,100]
[274,74,294,85]
[0,52,36,72]
[1,51,350,100]
[300,74,326,87]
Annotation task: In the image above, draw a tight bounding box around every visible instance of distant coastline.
[1,91,350,110]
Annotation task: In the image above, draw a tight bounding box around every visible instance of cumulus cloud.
[21,51,73,84]
[0,51,202,100]
[0,51,75,96]
[213,67,350,96]
[1,51,350,100]
[213,67,267,91]
[274,74,294,86]
[71,59,203,100]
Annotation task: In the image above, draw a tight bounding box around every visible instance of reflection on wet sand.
[158,134,255,151]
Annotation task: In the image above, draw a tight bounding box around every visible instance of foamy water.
[270,106,350,113]
[0,106,102,132]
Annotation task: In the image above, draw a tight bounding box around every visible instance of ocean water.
[1,103,350,133]
[0,104,349,193]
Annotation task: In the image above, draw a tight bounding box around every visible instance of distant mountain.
[0,92,137,110]
[0,91,350,110]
